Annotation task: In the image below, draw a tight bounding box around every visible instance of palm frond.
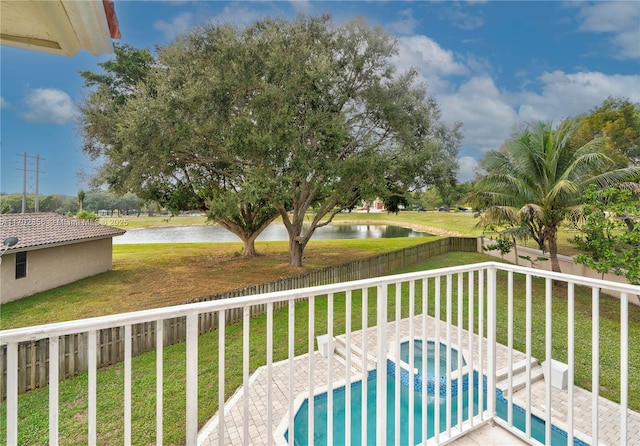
[547,178,579,204]
[584,166,640,189]
[516,203,543,222]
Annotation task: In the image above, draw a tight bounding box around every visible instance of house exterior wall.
[0,238,114,304]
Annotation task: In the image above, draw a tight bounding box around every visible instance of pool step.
[496,357,539,382]
[498,365,545,395]
[333,337,376,373]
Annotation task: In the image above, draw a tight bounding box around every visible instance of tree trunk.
[235,228,263,256]
[545,225,562,273]
[280,206,312,267]
[289,240,304,267]
[241,236,257,256]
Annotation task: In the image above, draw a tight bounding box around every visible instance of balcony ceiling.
[0,0,120,56]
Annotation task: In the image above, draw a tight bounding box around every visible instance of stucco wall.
[0,238,114,304]
[478,236,640,305]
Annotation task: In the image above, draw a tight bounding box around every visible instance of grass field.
[99,214,207,228]
[0,237,436,329]
[1,251,637,445]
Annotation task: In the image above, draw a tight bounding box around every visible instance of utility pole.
[16,152,45,213]
[21,152,27,213]
[35,154,40,212]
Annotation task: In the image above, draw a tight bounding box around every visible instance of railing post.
[88,330,97,446]
[591,287,600,444]
[49,336,59,446]
[621,292,629,444]
[218,310,227,446]
[486,265,497,419]
[156,319,164,446]
[545,278,553,445]
[376,284,388,444]
[186,314,198,445]
[124,324,132,445]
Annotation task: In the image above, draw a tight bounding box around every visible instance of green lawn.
[99,214,208,228]
[0,237,434,329]
[2,251,637,445]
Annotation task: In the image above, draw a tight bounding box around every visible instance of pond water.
[113,224,428,244]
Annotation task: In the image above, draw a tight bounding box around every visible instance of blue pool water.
[286,341,589,446]
[288,369,481,445]
[399,340,466,375]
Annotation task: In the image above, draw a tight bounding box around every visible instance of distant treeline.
[0,191,146,215]
[1,187,473,216]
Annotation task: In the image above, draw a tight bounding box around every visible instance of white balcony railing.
[1,262,638,445]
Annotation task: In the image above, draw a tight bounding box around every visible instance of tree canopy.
[572,97,640,167]
[79,15,461,265]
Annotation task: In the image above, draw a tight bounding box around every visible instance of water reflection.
[113,224,428,244]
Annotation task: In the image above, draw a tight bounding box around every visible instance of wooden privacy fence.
[0,237,477,399]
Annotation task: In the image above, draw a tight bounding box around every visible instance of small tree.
[483,237,513,260]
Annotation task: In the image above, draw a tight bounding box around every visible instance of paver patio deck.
[198,314,639,445]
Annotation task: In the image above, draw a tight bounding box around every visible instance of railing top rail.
[496,262,640,294]
[1,261,637,344]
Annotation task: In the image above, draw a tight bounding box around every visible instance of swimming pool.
[285,340,589,445]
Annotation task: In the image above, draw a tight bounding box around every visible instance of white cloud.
[432,68,640,179]
[0,97,8,108]
[153,11,193,40]
[19,88,75,125]
[387,9,419,36]
[395,35,468,93]
[513,70,640,123]
[457,156,479,183]
[208,4,265,28]
[463,53,492,75]
[438,76,518,153]
[397,36,468,77]
[577,2,640,59]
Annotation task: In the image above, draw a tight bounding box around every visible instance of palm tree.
[77,190,85,211]
[467,118,640,273]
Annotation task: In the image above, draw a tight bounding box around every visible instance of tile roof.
[0,213,125,252]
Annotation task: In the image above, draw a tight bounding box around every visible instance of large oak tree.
[80,16,461,265]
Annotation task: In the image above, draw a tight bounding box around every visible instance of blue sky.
[1,1,639,196]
